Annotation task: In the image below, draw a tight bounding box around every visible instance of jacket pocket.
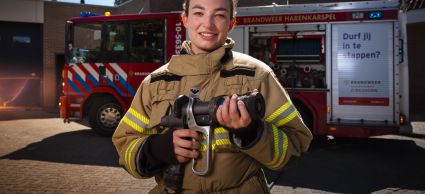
[149,93,176,128]
[221,75,255,96]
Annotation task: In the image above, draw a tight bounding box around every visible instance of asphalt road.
[0,107,424,193]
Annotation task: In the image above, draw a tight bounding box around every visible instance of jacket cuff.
[231,121,264,149]
[138,130,178,176]
[147,130,178,165]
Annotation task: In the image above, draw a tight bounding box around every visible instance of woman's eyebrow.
[191,4,229,12]
[191,4,205,11]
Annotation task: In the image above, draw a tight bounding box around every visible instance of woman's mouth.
[199,32,216,39]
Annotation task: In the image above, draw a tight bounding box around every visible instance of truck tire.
[293,101,313,131]
[88,98,123,136]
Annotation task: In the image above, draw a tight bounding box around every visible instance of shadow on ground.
[1,129,119,167]
[266,137,425,193]
[2,127,425,193]
[0,107,57,121]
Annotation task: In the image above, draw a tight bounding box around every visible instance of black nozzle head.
[238,91,265,121]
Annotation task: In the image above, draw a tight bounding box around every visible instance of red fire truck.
[60,12,185,135]
[60,0,409,137]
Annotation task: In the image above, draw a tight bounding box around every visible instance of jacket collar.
[168,38,234,76]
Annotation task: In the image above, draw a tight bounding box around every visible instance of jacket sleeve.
[112,79,158,179]
[236,70,313,171]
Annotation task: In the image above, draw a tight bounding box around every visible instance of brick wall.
[116,0,149,14]
[149,0,183,12]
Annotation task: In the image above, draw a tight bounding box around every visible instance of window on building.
[13,36,31,44]
[71,23,102,63]
[129,20,165,63]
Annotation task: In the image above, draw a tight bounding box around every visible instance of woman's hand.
[172,129,200,163]
[216,94,252,130]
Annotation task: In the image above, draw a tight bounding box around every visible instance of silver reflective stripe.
[125,111,149,129]
[214,132,230,140]
[276,126,284,161]
[270,105,296,125]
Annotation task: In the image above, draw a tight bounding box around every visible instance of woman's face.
[182,0,235,54]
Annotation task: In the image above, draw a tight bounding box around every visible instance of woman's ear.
[181,13,188,28]
[229,18,236,31]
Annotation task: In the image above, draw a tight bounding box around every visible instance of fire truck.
[60,0,409,137]
[60,12,185,136]
[230,0,409,137]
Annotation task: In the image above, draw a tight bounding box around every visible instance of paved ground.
[0,107,424,193]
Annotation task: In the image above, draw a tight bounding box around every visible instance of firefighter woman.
[112,0,313,193]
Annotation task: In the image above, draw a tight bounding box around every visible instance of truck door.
[102,22,129,99]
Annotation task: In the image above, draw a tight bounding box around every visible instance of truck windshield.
[67,22,102,63]
[66,20,165,64]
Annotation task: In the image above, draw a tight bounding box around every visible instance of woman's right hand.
[173,129,200,163]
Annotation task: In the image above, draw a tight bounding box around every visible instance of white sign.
[331,22,394,121]
[334,23,393,106]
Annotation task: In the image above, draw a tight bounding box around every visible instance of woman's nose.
[201,14,215,28]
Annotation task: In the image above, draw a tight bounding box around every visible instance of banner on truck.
[332,22,393,106]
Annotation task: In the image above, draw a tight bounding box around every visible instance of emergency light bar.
[80,11,99,17]
[368,11,383,19]
[352,11,383,20]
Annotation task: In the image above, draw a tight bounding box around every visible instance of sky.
[58,0,115,6]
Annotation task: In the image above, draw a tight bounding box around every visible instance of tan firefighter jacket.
[112,38,313,193]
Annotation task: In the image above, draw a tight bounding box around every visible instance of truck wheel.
[293,101,313,131]
[88,98,123,136]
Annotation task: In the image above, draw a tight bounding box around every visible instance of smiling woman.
[112,0,312,193]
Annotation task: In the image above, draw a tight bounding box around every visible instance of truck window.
[276,38,321,62]
[129,20,165,63]
[105,22,127,62]
[70,23,102,63]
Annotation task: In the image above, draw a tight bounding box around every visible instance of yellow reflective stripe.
[128,138,143,177]
[122,117,156,135]
[215,127,229,134]
[125,138,142,175]
[128,108,149,125]
[125,139,137,167]
[123,108,155,134]
[266,101,292,123]
[270,131,289,169]
[265,125,289,169]
[275,110,298,127]
[200,144,207,151]
[215,138,231,146]
[198,127,231,151]
[265,125,280,167]
[200,139,232,151]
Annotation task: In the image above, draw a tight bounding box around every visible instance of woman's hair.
[182,0,238,19]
